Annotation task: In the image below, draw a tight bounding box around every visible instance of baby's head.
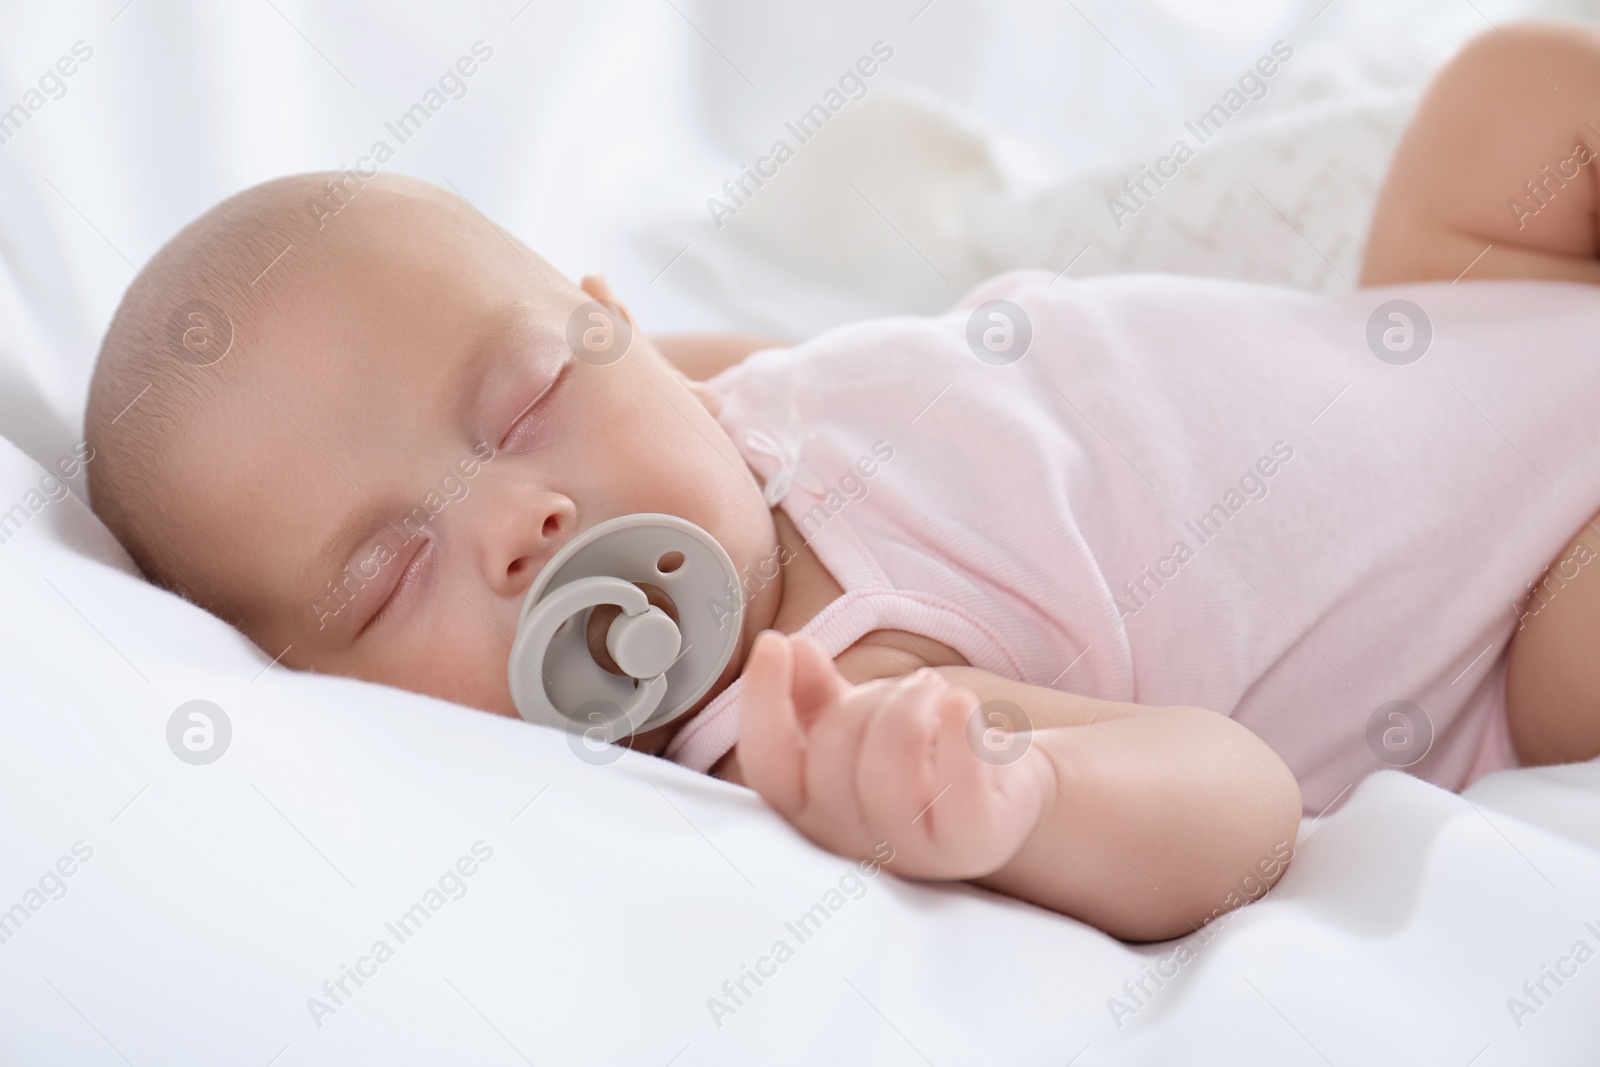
[85,172,778,736]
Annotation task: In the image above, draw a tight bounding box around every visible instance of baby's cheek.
[385,619,517,718]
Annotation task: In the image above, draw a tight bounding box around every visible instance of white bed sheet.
[2,0,1599,1063]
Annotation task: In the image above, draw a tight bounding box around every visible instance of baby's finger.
[737,630,809,817]
[929,685,994,829]
[856,671,944,835]
[792,677,906,849]
[933,685,1043,876]
[787,633,849,732]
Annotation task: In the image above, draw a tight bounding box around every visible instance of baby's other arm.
[1358,24,1600,766]
[1362,21,1600,287]
[649,332,789,381]
[738,632,1301,943]
[573,272,784,381]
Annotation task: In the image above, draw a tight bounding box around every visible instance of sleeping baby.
[84,20,1600,943]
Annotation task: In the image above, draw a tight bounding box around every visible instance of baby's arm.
[1362,20,1600,287]
[574,273,785,382]
[650,332,788,381]
[738,631,1302,943]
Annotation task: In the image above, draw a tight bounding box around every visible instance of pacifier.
[508,513,745,745]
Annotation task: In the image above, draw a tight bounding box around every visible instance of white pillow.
[2,425,1598,1063]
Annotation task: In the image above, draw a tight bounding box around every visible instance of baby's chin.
[621,720,680,755]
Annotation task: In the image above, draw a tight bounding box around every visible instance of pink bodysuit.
[664,269,1600,814]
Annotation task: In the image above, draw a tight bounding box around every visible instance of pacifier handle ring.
[509,576,671,740]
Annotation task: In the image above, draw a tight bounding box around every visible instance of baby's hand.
[737,630,1054,881]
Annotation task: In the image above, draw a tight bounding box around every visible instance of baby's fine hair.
[84,172,354,599]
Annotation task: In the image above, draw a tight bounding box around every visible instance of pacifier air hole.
[584,582,681,675]
[509,513,744,738]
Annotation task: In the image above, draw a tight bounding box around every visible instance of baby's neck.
[706,506,843,784]
[764,507,844,635]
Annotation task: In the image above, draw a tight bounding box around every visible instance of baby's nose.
[481,489,576,601]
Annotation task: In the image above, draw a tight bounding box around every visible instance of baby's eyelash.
[361,579,403,635]
[358,539,430,637]
[501,360,571,450]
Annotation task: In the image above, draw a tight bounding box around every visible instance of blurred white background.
[1,0,1596,457]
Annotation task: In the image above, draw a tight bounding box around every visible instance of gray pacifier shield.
[509,513,744,742]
